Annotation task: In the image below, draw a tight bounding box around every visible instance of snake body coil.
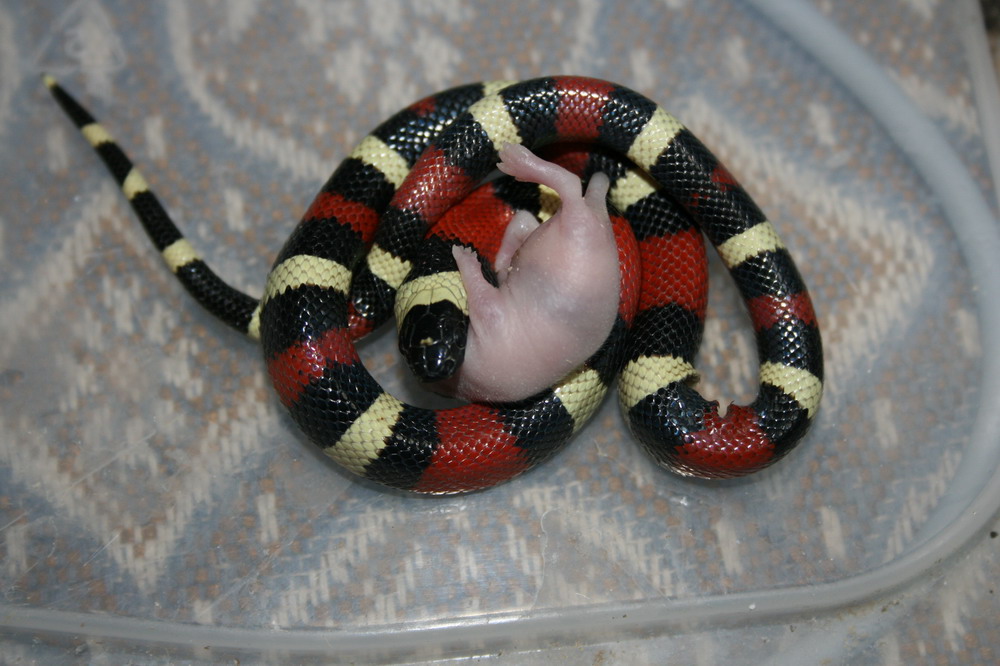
[46,75,823,494]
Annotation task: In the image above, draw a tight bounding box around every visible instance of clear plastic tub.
[3,0,999,662]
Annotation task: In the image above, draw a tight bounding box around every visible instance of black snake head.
[397,299,468,382]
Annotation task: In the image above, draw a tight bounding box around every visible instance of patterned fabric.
[1,0,998,662]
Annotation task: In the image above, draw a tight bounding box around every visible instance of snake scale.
[45,74,823,494]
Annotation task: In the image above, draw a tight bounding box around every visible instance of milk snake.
[45,75,823,494]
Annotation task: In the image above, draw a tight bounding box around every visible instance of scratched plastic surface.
[2,1,1000,663]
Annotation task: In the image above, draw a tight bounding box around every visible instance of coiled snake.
[46,75,823,494]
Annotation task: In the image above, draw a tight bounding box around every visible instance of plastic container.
[3,0,999,662]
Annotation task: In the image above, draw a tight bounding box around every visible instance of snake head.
[396,296,468,383]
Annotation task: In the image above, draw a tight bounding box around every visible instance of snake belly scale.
[45,74,823,494]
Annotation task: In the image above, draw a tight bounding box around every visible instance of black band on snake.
[45,74,823,495]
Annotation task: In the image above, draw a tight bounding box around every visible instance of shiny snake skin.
[45,74,823,494]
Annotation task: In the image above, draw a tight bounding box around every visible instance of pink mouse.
[437,143,620,403]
